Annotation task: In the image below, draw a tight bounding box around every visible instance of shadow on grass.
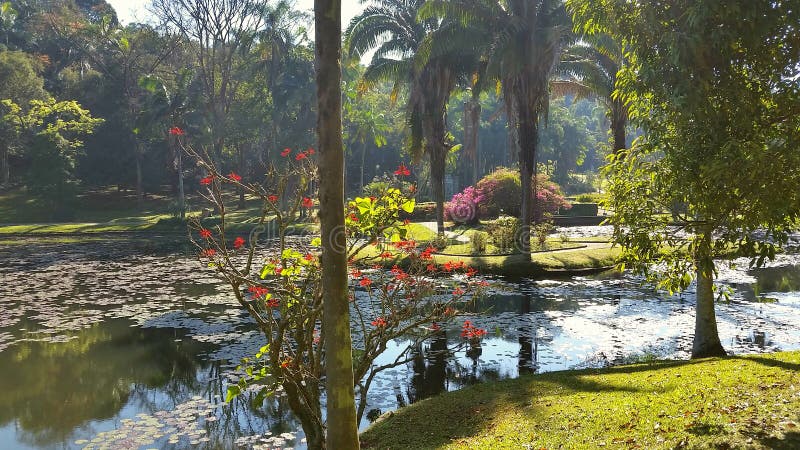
[736,355,800,372]
[759,431,800,449]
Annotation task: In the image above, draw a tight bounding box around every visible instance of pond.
[1,235,800,449]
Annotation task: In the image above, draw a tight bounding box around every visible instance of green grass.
[439,240,583,256]
[361,351,800,449]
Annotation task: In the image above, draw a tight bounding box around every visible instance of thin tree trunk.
[135,141,144,209]
[177,147,185,220]
[0,145,9,186]
[360,141,366,190]
[237,144,246,209]
[692,252,726,358]
[315,0,360,448]
[428,139,446,236]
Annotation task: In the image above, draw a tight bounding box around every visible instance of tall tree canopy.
[568,0,800,357]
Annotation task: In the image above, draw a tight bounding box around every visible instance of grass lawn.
[360,351,800,449]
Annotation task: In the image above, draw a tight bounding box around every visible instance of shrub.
[485,216,520,253]
[445,186,484,225]
[476,167,521,217]
[470,231,488,254]
[575,193,604,203]
[533,222,555,249]
[476,167,570,219]
[399,202,437,221]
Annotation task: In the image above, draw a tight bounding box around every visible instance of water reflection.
[2,238,800,449]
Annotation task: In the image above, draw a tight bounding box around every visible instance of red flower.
[466,267,477,277]
[359,277,372,287]
[199,228,212,239]
[304,253,314,261]
[408,184,417,193]
[307,147,315,155]
[200,175,214,185]
[403,219,411,225]
[295,152,307,161]
[266,297,280,308]
[426,263,437,272]
[248,285,269,298]
[452,287,465,296]
[233,236,245,249]
[281,358,292,368]
[274,267,283,275]
[228,172,242,182]
[168,126,185,136]
[348,213,359,222]
[380,251,393,259]
[281,148,291,157]
[301,197,314,208]
[431,322,441,331]
[201,248,216,257]
[394,164,411,176]
[268,194,278,203]
[420,246,435,260]
[371,317,387,328]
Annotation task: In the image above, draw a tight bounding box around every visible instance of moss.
[361,351,800,449]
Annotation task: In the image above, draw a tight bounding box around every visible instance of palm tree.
[421,0,573,258]
[556,32,628,153]
[345,0,474,235]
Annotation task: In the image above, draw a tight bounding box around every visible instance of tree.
[557,31,628,153]
[346,0,471,235]
[152,0,270,161]
[315,0,360,448]
[0,49,46,185]
[421,0,573,257]
[569,0,800,357]
[0,2,17,47]
[1,98,102,217]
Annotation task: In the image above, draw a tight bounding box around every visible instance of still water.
[1,235,799,449]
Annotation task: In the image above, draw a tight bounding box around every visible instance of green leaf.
[225,385,241,403]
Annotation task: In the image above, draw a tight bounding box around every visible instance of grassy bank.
[361,351,800,449]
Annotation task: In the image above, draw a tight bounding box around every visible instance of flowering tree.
[182,142,487,449]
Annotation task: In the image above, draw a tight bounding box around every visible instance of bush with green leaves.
[476,167,570,219]
[470,230,488,254]
[485,216,521,253]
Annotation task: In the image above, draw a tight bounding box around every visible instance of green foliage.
[476,167,521,217]
[469,230,488,254]
[485,216,520,253]
[569,0,800,296]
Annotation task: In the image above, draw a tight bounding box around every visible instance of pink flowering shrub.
[445,185,484,224]
[473,167,570,219]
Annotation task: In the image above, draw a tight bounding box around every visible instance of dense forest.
[0,0,611,221]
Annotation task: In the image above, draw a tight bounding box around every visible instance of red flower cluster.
[348,213,359,222]
[307,147,315,155]
[280,148,291,157]
[431,322,441,331]
[301,197,314,208]
[228,172,242,182]
[371,317,387,328]
[248,285,269,298]
[394,239,417,251]
[461,320,487,340]
[201,248,216,257]
[379,251,393,259]
[199,228,212,239]
[295,152,307,161]
[280,358,292,368]
[419,246,436,260]
[200,175,214,185]
[304,253,314,261]
[350,268,363,278]
[394,164,411,176]
[233,236,245,249]
[452,287,465,296]
[168,126,185,136]
[359,277,372,287]
[268,194,278,203]
[443,261,467,272]
[266,297,280,308]
[390,265,409,281]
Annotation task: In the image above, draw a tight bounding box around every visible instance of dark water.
[1,237,800,449]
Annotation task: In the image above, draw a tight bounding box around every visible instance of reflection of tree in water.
[0,320,204,447]
[518,294,538,374]
[406,331,450,403]
[742,264,800,301]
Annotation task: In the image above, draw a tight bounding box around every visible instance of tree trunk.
[177,147,185,220]
[517,104,537,260]
[315,0,360,449]
[692,262,727,358]
[0,145,9,186]
[134,141,144,209]
[431,151,445,236]
[611,98,627,154]
[360,140,366,191]
[237,144,246,210]
[465,99,481,186]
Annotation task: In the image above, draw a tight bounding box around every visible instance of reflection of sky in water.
[1,236,800,449]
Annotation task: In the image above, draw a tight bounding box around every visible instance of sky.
[107,0,366,29]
